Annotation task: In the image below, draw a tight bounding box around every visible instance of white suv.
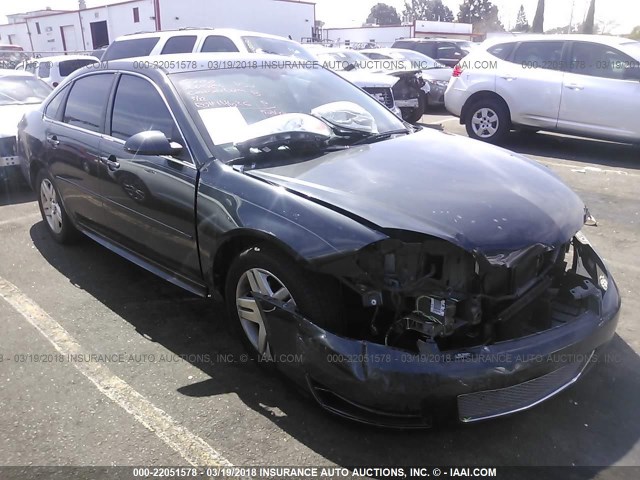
[445,35,640,144]
[102,29,402,116]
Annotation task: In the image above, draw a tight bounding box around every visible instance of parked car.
[392,38,473,67]
[18,54,620,427]
[360,48,453,108]
[17,55,100,88]
[102,29,403,118]
[0,69,51,186]
[314,47,427,122]
[101,28,315,62]
[0,44,28,69]
[445,35,640,144]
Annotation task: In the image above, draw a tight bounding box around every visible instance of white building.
[324,20,473,47]
[0,0,316,55]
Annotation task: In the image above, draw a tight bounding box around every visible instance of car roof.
[74,53,310,77]
[112,28,293,43]
[0,68,36,78]
[482,34,634,48]
[39,54,100,63]
[395,38,469,43]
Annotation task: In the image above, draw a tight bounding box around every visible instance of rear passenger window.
[487,43,515,60]
[63,74,114,133]
[38,61,51,78]
[161,36,197,55]
[44,85,68,120]
[102,38,160,61]
[201,36,240,53]
[416,43,436,57]
[513,41,565,70]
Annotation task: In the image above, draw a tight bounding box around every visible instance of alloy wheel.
[471,107,499,139]
[40,178,63,234]
[235,268,296,360]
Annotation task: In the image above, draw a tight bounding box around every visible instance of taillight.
[452,65,463,78]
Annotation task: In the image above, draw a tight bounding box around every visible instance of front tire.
[36,170,79,244]
[225,246,343,361]
[465,99,511,144]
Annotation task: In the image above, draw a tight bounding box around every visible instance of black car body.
[18,54,621,428]
[392,38,473,67]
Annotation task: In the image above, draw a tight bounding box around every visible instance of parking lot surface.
[1,109,639,474]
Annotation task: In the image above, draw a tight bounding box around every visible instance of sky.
[1,0,638,35]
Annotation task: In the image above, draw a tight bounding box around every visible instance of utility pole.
[568,0,575,33]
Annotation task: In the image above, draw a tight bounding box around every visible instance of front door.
[98,73,201,281]
[557,41,640,141]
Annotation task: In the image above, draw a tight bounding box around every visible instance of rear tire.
[225,246,343,361]
[465,98,511,144]
[36,170,79,244]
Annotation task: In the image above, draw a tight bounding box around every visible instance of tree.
[457,0,505,34]
[583,0,596,34]
[513,4,529,32]
[366,3,401,26]
[403,0,455,22]
[531,0,544,33]
[629,26,640,40]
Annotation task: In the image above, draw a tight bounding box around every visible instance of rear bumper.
[257,242,621,428]
[444,79,466,118]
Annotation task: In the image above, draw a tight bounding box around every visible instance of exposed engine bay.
[317,232,606,353]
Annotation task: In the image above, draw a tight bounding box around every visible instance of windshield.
[0,76,52,106]
[242,36,316,61]
[171,64,405,161]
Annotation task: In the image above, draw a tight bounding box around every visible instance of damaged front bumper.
[256,241,621,428]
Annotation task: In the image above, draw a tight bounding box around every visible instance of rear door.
[496,40,566,129]
[44,73,115,228]
[98,73,201,281]
[557,41,640,141]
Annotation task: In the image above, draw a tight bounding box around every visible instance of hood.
[247,129,585,256]
[337,71,399,88]
[421,67,453,82]
[0,104,40,138]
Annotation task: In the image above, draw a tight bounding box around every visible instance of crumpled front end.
[0,136,20,183]
[256,233,621,427]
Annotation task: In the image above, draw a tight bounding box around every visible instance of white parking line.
[0,276,233,468]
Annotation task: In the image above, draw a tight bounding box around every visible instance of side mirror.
[623,65,640,81]
[124,131,183,156]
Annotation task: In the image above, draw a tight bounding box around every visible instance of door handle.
[500,75,517,81]
[101,155,120,171]
[565,83,584,90]
[46,134,59,147]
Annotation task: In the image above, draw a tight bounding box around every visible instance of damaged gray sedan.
[19,54,621,428]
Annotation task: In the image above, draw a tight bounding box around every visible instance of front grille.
[362,87,394,108]
[0,137,16,157]
[458,351,594,422]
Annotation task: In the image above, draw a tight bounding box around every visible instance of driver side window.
[110,74,191,161]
